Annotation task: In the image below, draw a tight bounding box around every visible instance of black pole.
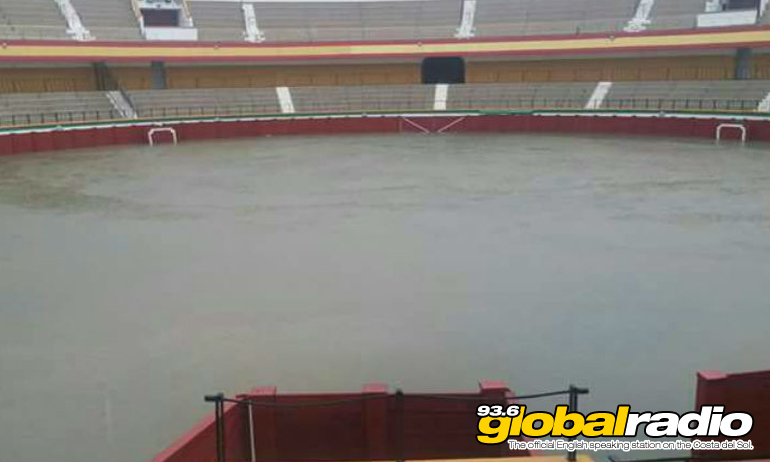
[567,385,578,462]
[205,393,225,462]
[219,397,226,462]
[395,389,404,462]
[566,385,589,462]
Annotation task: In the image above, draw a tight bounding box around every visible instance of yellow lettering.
[552,405,585,437]
[614,405,630,436]
[583,413,616,437]
[521,412,555,437]
[477,417,512,444]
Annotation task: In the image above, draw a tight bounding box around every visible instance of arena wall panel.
[1,113,766,158]
[695,370,770,457]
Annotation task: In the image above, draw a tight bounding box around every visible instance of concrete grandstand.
[2,0,770,153]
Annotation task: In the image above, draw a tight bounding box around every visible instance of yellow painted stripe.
[2,29,770,60]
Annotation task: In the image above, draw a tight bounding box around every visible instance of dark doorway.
[726,0,759,10]
[422,57,466,84]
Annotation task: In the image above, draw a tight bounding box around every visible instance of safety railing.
[129,97,765,117]
[204,385,589,462]
[0,97,766,130]
[0,109,121,127]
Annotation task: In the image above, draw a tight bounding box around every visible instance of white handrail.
[130,0,145,34]
[148,127,178,146]
[715,123,747,144]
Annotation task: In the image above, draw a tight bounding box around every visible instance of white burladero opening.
[715,123,747,144]
[148,127,178,146]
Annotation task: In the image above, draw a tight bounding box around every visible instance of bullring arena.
[0,2,769,462]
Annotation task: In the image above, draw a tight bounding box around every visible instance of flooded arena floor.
[0,133,769,462]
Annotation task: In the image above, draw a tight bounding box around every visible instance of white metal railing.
[106,91,138,119]
[180,0,195,27]
[276,87,295,114]
[242,3,265,43]
[148,127,178,146]
[624,0,655,32]
[585,82,613,110]
[455,0,477,39]
[130,0,145,34]
[758,92,770,112]
[54,0,93,41]
[433,84,449,111]
[715,123,747,144]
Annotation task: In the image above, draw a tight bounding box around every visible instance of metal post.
[566,385,589,462]
[219,397,226,462]
[205,393,226,462]
[248,401,256,462]
[567,385,578,462]
[395,389,404,462]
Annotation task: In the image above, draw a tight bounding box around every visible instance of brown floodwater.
[0,133,768,462]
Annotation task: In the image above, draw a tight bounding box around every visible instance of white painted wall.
[697,9,758,28]
[144,27,199,40]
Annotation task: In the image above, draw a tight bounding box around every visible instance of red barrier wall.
[153,382,528,462]
[0,114,766,158]
[694,369,770,456]
[150,400,251,462]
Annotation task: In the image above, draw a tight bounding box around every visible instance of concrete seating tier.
[189,1,245,42]
[0,91,116,126]
[253,1,461,42]
[70,0,142,40]
[474,0,639,37]
[128,88,280,118]
[0,0,68,40]
[4,81,770,127]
